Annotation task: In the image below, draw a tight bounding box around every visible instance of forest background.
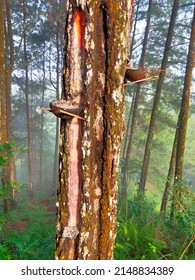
[0,0,195,260]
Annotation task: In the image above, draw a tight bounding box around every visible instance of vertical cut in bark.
[55,0,133,260]
[55,4,85,260]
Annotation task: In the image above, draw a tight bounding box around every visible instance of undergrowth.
[0,199,55,260]
[0,191,194,260]
[114,193,195,260]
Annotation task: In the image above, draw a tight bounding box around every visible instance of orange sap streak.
[74,9,85,50]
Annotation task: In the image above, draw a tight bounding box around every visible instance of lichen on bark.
[55,0,133,260]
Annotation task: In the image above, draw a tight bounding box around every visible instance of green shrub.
[114,193,195,260]
[0,201,55,260]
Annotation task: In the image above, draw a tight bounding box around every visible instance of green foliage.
[0,142,28,202]
[0,200,55,259]
[0,142,14,167]
[170,179,195,236]
[0,244,12,260]
[0,181,27,199]
[115,194,167,260]
[115,217,167,260]
[0,216,12,259]
[114,193,195,260]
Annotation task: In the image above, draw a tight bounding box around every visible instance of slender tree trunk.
[0,0,13,212]
[55,0,133,260]
[160,128,178,214]
[23,0,33,198]
[122,0,142,160]
[171,5,195,222]
[5,0,14,144]
[130,0,141,56]
[3,0,18,207]
[53,118,59,193]
[122,0,153,198]
[139,0,179,192]
[52,33,61,193]
[122,90,135,160]
[0,0,6,145]
[40,44,46,187]
[5,0,17,195]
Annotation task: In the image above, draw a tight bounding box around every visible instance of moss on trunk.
[55,0,133,260]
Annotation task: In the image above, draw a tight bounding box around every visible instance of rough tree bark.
[139,0,179,192]
[55,0,133,260]
[0,0,6,145]
[0,0,16,212]
[4,0,17,186]
[174,5,195,181]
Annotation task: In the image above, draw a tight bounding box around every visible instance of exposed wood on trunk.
[55,0,133,260]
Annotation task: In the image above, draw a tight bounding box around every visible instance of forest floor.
[0,196,56,260]
[0,193,194,260]
[8,199,55,232]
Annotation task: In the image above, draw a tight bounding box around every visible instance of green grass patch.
[0,198,56,260]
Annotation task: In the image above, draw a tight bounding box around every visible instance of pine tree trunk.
[139,0,179,192]
[55,0,133,260]
[0,0,6,144]
[4,0,17,204]
[121,0,141,160]
[122,0,153,199]
[160,128,178,214]
[52,33,61,193]
[171,5,195,222]
[23,0,33,198]
[0,0,15,212]
[39,44,46,187]
[122,91,135,160]
[130,0,141,55]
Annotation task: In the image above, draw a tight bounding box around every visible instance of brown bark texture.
[5,0,17,183]
[175,5,195,181]
[55,0,133,260]
[0,0,6,144]
[171,5,195,222]
[160,128,178,214]
[0,0,17,211]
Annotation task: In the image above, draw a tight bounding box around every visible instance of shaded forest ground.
[0,194,56,260]
[0,188,194,260]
